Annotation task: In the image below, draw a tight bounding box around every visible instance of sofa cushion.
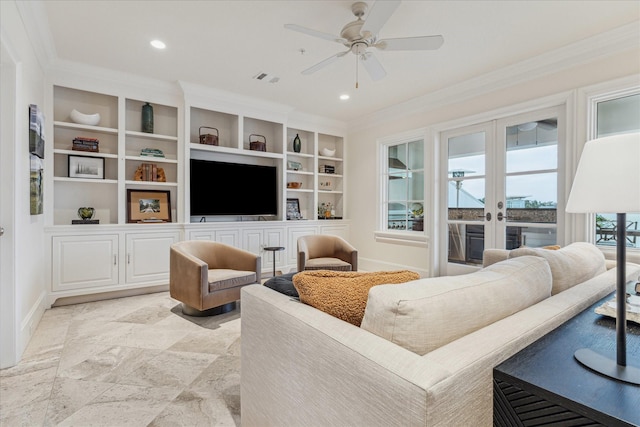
[263,272,299,297]
[360,256,552,355]
[292,270,420,326]
[508,242,605,295]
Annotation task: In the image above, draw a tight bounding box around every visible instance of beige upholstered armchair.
[170,241,261,316]
[297,235,358,272]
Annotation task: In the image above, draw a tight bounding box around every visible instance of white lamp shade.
[566,132,640,214]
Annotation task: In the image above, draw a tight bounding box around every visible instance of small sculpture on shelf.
[293,134,301,153]
[72,207,98,224]
[141,102,154,133]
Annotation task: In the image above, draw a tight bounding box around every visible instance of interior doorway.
[1,38,17,368]
[439,106,565,276]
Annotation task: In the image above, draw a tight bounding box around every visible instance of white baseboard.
[18,289,47,357]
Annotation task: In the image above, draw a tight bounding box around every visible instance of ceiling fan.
[284,0,444,86]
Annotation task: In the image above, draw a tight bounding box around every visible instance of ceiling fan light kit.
[285,0,443,87]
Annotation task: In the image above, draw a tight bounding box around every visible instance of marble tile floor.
[0,291,242,426]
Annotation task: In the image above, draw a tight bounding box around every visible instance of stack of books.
[319,165,335,174]
[138,163,160,182]
[140,148,165,158]
[72,137,99,152]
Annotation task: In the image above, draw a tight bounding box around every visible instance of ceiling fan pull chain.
[355,54,359,89]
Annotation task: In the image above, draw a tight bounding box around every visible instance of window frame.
[586,84,640,251]
[375,129,428,247]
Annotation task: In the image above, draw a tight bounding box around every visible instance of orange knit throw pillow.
[293,270,420,326]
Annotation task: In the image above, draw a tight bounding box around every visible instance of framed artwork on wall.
[29,104,45,159]
[127,189,171,223]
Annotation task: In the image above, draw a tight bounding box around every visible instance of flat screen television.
[190,158,278,217]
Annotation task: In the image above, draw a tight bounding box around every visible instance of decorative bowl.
[70,109,101,126]
[287,182,303,189]
[320,147,336,157]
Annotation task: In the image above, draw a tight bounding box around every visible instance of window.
[591,90,640,249]
[382,138,425,232]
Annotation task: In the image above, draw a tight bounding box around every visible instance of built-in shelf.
[53,121,118,134]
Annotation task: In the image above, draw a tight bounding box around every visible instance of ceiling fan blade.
[375,35,444,51]
[302,50,350,75]
[361,0,401,36]
[361,52,386,81]
[284,24,346,44]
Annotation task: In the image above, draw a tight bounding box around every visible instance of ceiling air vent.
[253,72,280,84]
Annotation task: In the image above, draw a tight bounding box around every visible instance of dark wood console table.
[494,287,640,427]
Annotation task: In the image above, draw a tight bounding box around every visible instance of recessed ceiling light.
[150,40,166,49]
[339,94,350,101]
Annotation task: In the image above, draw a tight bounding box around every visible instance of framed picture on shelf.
[68,155,104,179]
[286,198,302,220]
[127,189,171,223]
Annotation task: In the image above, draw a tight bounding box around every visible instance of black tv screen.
[190,159,278,217]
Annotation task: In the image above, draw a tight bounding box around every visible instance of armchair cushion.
[208,269,258,292]
[304,257,352,271]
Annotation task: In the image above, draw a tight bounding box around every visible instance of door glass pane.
[504,120,559,246]
[448,131,486,266]
[448,132,485,177]
[507,226,556,248]
[449,223,484,265]
[448,178,485,209]
[505,173,557,223]
[506,120,557,173]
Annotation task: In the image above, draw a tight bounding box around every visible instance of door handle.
[497,212,504,221]
[485,212,492,221]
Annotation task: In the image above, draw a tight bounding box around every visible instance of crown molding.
[349,21,640,132]
[15,0,56,70]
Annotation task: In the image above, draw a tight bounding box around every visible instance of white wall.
[346,48,640,276]
[1,0,48,367]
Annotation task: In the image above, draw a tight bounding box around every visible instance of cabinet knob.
[0,227,4,236]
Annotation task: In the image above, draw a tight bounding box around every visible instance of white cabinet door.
[287,226,318,266]
[125,232,180,284]
[188,231,215,240]
[242,229,264,255]
[52,234,119,291]
[214,229,240,247]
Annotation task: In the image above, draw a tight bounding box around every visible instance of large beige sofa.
[240,243,640,426]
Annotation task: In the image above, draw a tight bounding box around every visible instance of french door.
[440,106,564,275]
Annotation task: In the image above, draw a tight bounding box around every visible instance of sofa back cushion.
[360,256,552,355]
[508,242,605,295]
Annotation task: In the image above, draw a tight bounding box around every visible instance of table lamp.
[566,131,640,385]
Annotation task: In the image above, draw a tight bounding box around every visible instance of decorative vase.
[77,207,95,221]
[141,102,154,133]
[293,134,301,153]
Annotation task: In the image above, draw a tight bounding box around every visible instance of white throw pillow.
[360,256,552,355]
[508,242,605,295]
